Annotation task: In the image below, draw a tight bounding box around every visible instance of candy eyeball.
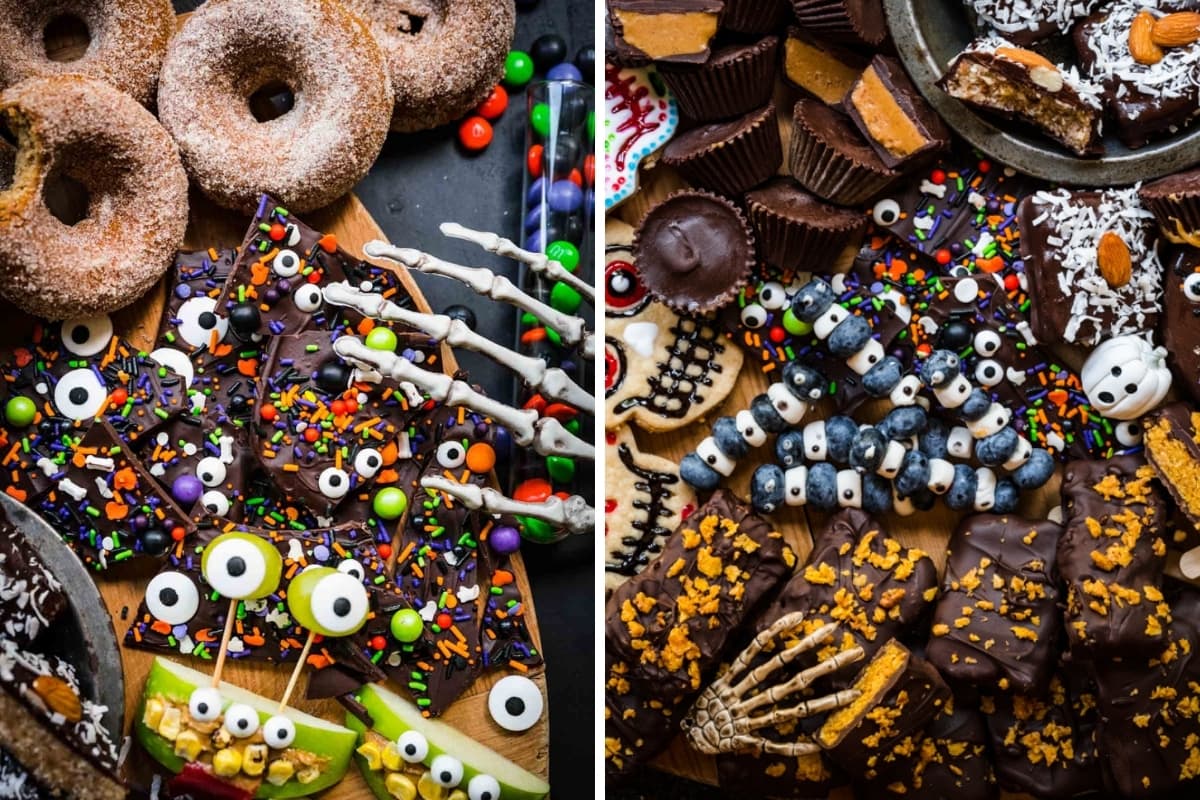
[488,675,544,732]
[272,249,302,278]
[468,774,501,800]
[286,566,370,637]
[293,284,324,313]
[872,198,901,227]
[262,715,296,749]
[223,703,260,738]
[175,297,229,349]
[975,359,1003,387]
[429,754,464,788]
[337,558,366,582]
[973,330,1002,357]
[354,447,383,479]
[317,467,351,500]
[201,532,283,601]
[188,687,222,723]
[604,258,648,315]
[146,571,200,624]
[740,303,767,329]
[758,282,788,310]
[396,730,429,763]
[201,490,232,517]
[1115,420,1143,447]
[53,369,106,421]
[61,315,114,357]
[196,456,227,487]
[1184,272,1200,302]
[436,441,466,469]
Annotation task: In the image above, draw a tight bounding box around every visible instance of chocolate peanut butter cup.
[660,36,779,123]
[1140,167,1200,246]
[788,97,899,205]
[845,55,951,170]
[608,0,724,64]
[632,190,756,313]
[660,102,782,196]
[744,177,867,270]
[723,0,789,32]
[782,27,868,107]
[791,0,888,46]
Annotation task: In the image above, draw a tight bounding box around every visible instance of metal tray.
[884,0,1200,185]
[0,493,125,741]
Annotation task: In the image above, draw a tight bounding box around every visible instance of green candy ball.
[373,487,408,520]
[545,455,575,484]
[389,608,424,643]
[587,110,595,141]
[505,51,534,87]
[517,515,560,544]
[5,396,36,428]
[782,308,813,336]
[546,241,580,272]
[365,327,398,352]
[530,103,551,139]
[550,282,582,314]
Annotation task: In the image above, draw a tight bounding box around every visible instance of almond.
[995,46,1056,71]
[1131,10,1165,64]
[1151,11,1200,47]
[32,675,82,722]
[1097,231,1133,289]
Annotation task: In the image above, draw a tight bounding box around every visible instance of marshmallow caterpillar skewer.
[420,476,595,537]
[322,281,594,412]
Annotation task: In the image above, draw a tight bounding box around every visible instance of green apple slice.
[136,657,357,798]
[348,683,550,800]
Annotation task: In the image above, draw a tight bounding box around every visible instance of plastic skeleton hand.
[342,224,595,538]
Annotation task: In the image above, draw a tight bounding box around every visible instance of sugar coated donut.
[343,0,515,132]
[0,0,174,106]
[0,75,188,320]
[157,0,392,213]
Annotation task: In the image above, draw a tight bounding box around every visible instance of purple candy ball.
[490,525,522,555]
[547,180,583,213]
[172,474,204,506]
[547,62,583,81]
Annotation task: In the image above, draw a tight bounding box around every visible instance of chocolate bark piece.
[782,27,868,107]
[927,514,1063,695]
[844,55,951,170]
[478,516,543,674]
[154,248,240,368]
[135,417,252,522]
[791,0,888,47]
[35,419,196,570]
[604,655,689,781]
[1075,3,1200,148]
[659,37,779,123]
[0,502,66,645]
[981,670,1103,799]
[1144,402,1200,532]
[744,177,868,271]
[967,0,1100,45]
[632,190,756,314]
[939,38,1104,156]
[607,0,724,65]
[1059,455,1170,659]
[1018,187,1163,346]
[0,747,53,800]
[0,639,124,800]
[816,639,952,774]
[605,488,797,697]
[788,98,900,206]
[1161,245,1200,403]
[716,736,843,799]
[659,102,783,196]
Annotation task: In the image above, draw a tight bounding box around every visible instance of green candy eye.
[201,532,283,601]
[286,566,370,637]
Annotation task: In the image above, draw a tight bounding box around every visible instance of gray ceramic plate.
[883,0,1200,185]
[0,492,125,741]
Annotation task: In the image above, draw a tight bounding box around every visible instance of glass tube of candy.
[511,78,595,543]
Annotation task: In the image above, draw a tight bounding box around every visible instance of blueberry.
[960,388,992,422]
[750,464,785,513]
[775,430,807,468]
[827,316,872,358]
[919,350,961,388]
[849,428,887,473]
[806,463,838,510]
[878,405,928,440]
[825,417,858,464]
[862,474,893,514]
[782,362,825,402]
[712,417,750,459]
[919,418,950,459]
[789,280,836,324]
[750,394,787,434]
[680,453,721,491]
[862,356,903,397]
[993,478,1020,514]
[911,488,937,511]
[895,451,931,497]
[1013,448,1055,490]
[945,464,978,511]
[976,427,1019,467]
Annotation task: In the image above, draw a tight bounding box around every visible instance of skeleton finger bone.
[439,222,596,303]
[730,619,839,699]
[362,240,594,358]
[420,476,595,536]
[334,337,594,460]
[323,282,594,411]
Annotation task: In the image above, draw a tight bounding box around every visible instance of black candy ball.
[938,320,973,351]
[530,34,567,72]
[229,302,260,337]
[141,527,170,556]
[558,89,590,129]
[575,46,595,83]
[443,305,477,331]
[316,359,351,394]
[551,135,581,176]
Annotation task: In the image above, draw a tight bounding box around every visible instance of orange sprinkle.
[507,660,529,673]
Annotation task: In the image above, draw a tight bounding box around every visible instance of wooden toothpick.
[277,630,316,714]
[211,598,238,688]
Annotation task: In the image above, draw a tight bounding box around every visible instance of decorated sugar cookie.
[604,63,678,211]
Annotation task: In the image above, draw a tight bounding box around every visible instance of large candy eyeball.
[1184,272,1200,302]
[974,359,1003,387]
[436,441,466,469]
[354,447,383,479]
[757,282,788,310]
[293,284,324,313]
[54,369,106,421]
[286,566,370,636]
[223,703,260,738]
[200,490,232,517]
[317,467,350,500]
[396,730,429,763]
[175,297,228,349]
[146,572,200,624]
[740,304,767,329]
[201,532,283,601]
[262,715,296,749]
[468,774,502,800]
[337,559,366,582]
[429,754,464,788]
[61,315,114,357]
[973,330,1002,357]
[872,198,901,227]
[488,675,544,732]
[188,687,222,723]
[272,249,302,278]
[196,457,227,487]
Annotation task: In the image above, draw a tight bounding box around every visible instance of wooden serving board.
[3,191,548,797]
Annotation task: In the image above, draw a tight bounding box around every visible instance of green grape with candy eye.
[201,532,284,600]
[286,566,370,637]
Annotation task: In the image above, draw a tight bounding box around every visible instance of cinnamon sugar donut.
[0,75,188,320]
[157,0,392,213]
[342,0,515,132]
[0,0,174,106]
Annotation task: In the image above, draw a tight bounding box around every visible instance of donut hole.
[0,122,14,192]
[42,170,90,226]
[249,80,297,123]
[398,11,426,34]
[43,15,91,63]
